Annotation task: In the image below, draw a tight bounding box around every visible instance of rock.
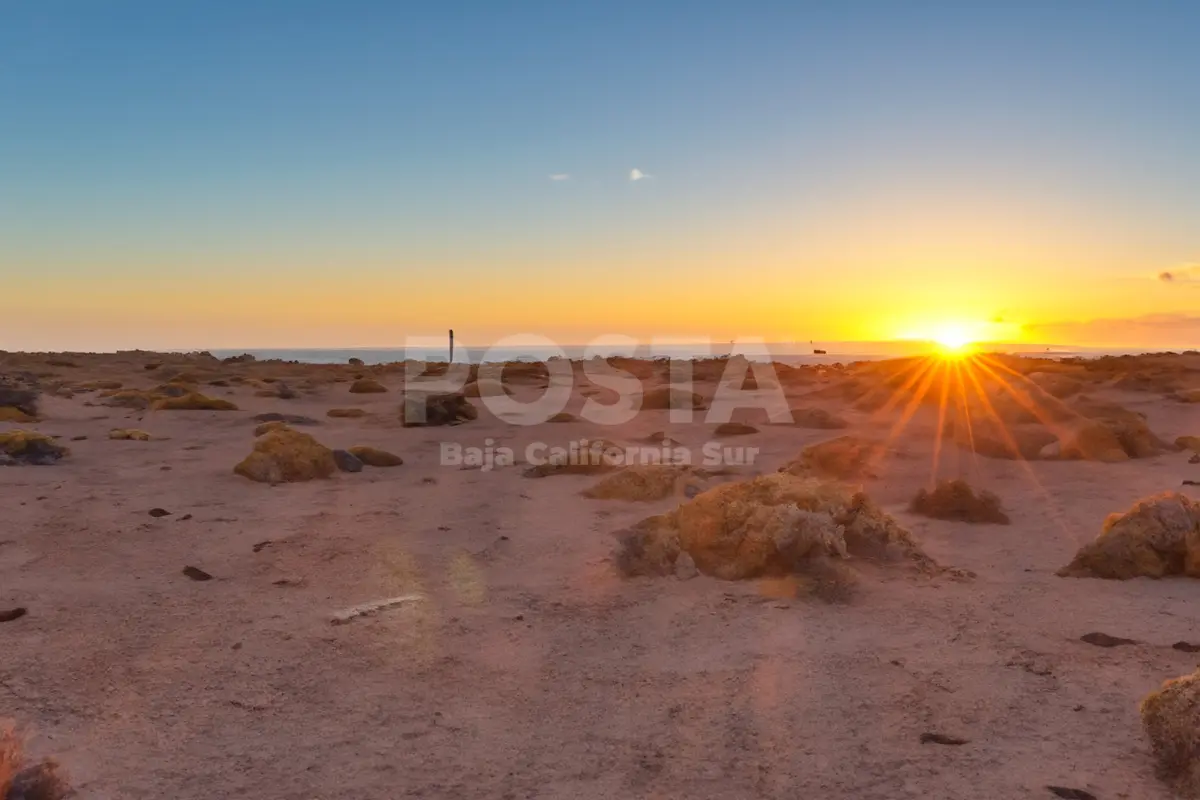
[234,428,337,483]
[1172,642,1200,653]
[108,428,152,441]
[182,566,213,581]
[70,435,87,441]
[1046,788,1097,800]
[348,357,364,366]
[919,732,969,746]
[547,412,578,423]
[583,465,705,501]
[349,378,387,393]
[1079,632,1137,647]
[713,422,758,436]
[252,412,320,426]
[0,430,68,465]
[275,382,297,400]
[332,449,364,473]
[1057,492,1200,579]
[99,389,158,409]
[1,607,28,623]
[347,446,403,467]
[253,420,291,437]
[1178,436,1200,452]
[3,757,70,800]
[1142,668,1200,796]
[1028,372,1084,398]
[152,392,238,411]
[148,508,172,518]
[462,379,506,398]
[641,386,707,411]
[0,386,39,418]
[909,479,1010,524]
[399,392,478,427]
[782,435,883,480]
[522,438,625,478]
[327,408,367,418]
[614,518,683,577]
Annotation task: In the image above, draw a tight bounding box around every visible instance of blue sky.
[2,1,1198,349]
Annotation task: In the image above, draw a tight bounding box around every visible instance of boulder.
[1057,493,1200,579]
[233,429,336,483]
[346,446,403,467]
[349,378,387,394]
[332,449,364,473]
[1141,668,1200,797]
[909,479,1010,524]
[0,430,69,465]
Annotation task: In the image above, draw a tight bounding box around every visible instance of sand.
[2,350,1199,799]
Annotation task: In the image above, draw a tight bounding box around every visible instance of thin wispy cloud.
[1158,264,1200,283]
[629,168,651,181]
[548,173,571,181]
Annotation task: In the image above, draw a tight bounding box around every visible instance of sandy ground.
[2,355,1199,799]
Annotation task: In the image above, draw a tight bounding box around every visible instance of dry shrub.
[1142,669,1200,797]
[617,472,936,581]
[942,413,1057,460]
[0,726,69,800]
[399,392,477,427]
[152,392,237,411]
[795,556,862,604]
[100,389,157,409]
[108,428,152,441]
[234,429,336,484]
[614,517,682,577]
[582,465,705,501]
[349,378,387,394]
[713,422,758,436]
[1057,492,1200,579]
[462,379,505,398]
[783,435,883,480]
[346,446,404,467]
[0,408,36,423]
[326,408,367,418]
[787,407,848,429]
[642,386,706,411]
[910,479,1010,524]
[0,431,68,465]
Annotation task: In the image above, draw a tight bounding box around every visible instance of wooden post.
[449,329,454,363]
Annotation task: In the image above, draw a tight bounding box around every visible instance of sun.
[930,324,974,357]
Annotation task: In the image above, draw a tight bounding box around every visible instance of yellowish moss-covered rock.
[0,430,69,464]
[1142,668,1200,797]
[462,379,506,398]
[783,435,883,480]
[234,429,336,483]
[1057,493,1200,579]
[100,389,159,409]
[346,446,403,467]
[1057,421,1130,462]
[327,408,367,418]
[1177,436,1200,452]
[75,379,123,391]
[108,428,152,441]
[583,465,706,502]
[253,420,291,436]
[152,392,238,411]
[786,407,848,429]
[641,386,707,411]
[616,472,935,581]
[349,378,387,394]
[0,406,37,423]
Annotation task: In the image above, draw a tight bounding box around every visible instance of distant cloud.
[629,168,651,181]
[1158,265,1200,283]
[1023,313,1200,349]
[549,173,571,181]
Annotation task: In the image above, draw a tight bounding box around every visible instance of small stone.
[182,566,213,581]
[1172,641,1200,653]
[252,540,274,552]
[1,607,28,623]
[1079,632,1137,648]
[71,435,87,441]
[919,732,968,746]
[333,449,364,473]
[148,508,171,517]
[674,551,699,580]
[1046,788,1097,800]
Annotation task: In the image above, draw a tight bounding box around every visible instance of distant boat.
[813,348,827,355]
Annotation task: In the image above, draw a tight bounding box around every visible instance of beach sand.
[2,350,1199,799]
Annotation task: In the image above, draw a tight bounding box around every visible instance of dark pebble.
[149,508,171,517]
[182,566,213,581]
[0,607,28,623]
[332,449,364,473]
[919,732,968,746]
[1080,632,1137,648]
[1047,788,1097,800]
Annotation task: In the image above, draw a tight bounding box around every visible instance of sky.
[1,0,1198,352]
